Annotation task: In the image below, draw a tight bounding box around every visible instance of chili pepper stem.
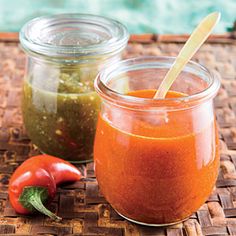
[19,186,62,222]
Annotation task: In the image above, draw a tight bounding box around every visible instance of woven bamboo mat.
[0,35,236,236]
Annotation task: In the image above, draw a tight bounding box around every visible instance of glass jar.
[94,56,220,226]
[20,13,129,163]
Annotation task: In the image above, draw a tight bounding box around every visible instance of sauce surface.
[94,89,219,224]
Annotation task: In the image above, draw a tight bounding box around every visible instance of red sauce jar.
[94,56,220,226]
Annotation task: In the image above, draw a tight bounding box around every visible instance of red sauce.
[94,89,219,224]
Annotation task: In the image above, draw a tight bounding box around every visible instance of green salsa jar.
[20,14,129,163]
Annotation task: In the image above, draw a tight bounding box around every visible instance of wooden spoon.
[154,12,221,99]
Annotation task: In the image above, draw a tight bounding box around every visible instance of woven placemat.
[0,37,236,236]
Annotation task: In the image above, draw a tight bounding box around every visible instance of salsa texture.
[22,68,100,162]
[94,89,219,224]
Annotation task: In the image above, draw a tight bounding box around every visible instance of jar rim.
[94,56,221,110]
[20,13,129,58]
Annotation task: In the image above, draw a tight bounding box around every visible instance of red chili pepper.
[8,155,82,221]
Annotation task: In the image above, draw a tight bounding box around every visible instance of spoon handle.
[154,12,220,99]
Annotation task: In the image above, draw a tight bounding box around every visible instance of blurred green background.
[0,0,235,34]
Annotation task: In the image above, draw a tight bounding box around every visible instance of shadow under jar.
[94,56,220,226]
[20,13,129,163]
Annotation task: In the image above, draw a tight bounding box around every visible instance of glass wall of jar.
[94,56,220,226]
[20,13,129,163]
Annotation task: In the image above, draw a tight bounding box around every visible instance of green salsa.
[20,13,129,163]
[22,68,100,162]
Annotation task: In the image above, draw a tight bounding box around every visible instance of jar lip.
[20,13,129,58]
[94,56,221,110]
